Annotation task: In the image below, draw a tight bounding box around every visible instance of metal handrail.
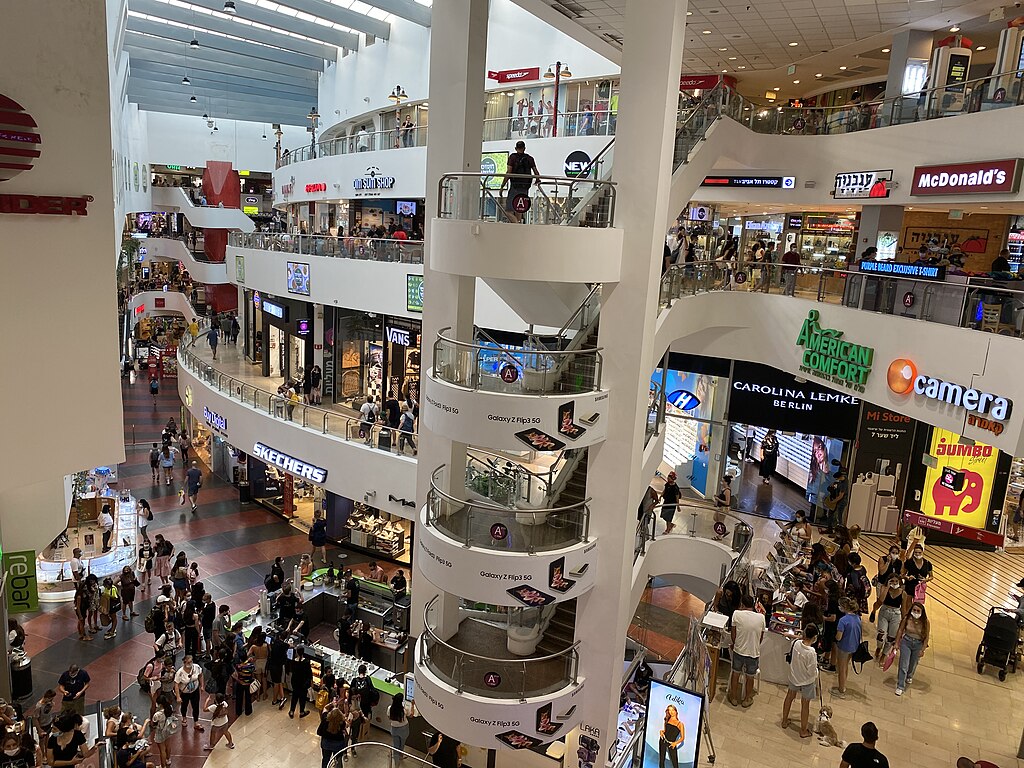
[327,744,437,768]
[435,328,603,360]
[229,232,424,263]
[420,595,582,700]
[556,284,601,342]
[428,465,590,516]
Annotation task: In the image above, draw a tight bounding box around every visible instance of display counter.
[340,503,411,563]
[751,529,810,685]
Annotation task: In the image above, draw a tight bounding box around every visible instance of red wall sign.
[680,74,737,90]
[134,304,145,316]
[154,297,166,308]
[487,67,541,83]
[902,509,1004,547]
[911,158,1022,195]
[305,183,327,193]
[0,194,91,215]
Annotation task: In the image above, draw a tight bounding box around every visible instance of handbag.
[882,646,897,672]
[249,679,261,695]
[851,640,873,673]
[785,639,797,664]
[914,582,927,602]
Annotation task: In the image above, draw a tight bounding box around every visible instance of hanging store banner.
[832,169,893,199]
[5,550,38,613]
[918,428,999,531]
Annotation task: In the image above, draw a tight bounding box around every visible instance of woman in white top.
[780,623,819,738]
[388,692,415,755]
[174,655,205,731]
[203,694,234,750]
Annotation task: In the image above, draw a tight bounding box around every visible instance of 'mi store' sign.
[796,310,874,392]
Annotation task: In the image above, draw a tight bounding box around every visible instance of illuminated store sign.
[305,183,326,193]
[353,167,396,195]
[887,358,1013,429]
[280,176,295,198]
[795,310,874,392]
[406,275,424,313]
[911,159,1022,195]
[918,428,998,531]
[262,299,286,320]
[832,169,892,199]
[203,406,227,434]
[487,67,541,83]
[859,261,946,280]
[386,326,411,346]
[702,175,795,189]
[252,442,327,483]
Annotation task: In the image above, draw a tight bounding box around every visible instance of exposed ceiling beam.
[126,17,324,71]
[134,0,358,50]
[129,57,316,92]
[131,96,310,124]
[130,67,316,101]
[124,34,318,81]
[267,0,390,39]
[130,77,315,106]
[129,0,337,61]
[510,0,621,66]
[357,0,430,27]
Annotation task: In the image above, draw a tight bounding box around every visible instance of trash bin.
[10,656,32,700]
[732,522,753,552]
[238,481,251,503]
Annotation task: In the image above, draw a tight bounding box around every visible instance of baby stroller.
[976,607,1022,681]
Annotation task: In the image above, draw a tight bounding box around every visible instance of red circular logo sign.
[490,523,509,540]
[499,364,519,384]
[0,94,41,183]
[734,271,747,284]
[713,521,727,537]
[903,291,915,308]
[512,194,531,214]
[484,672,502,688]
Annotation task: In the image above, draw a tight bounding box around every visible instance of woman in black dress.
[759,430,779,482]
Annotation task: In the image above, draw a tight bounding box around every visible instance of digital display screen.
[481,151,509,190]
[286,261,310,296]
[395,200,417,216]
[945,53,970,92]
[406,274,424,313]
[404,675,415,702]
[639,680,704,768]
[940,466,965,491]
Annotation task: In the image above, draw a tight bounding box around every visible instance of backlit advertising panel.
[639,680,704,768]
[919,428,998,531]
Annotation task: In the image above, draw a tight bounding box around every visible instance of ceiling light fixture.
[773,87,780,91]
[881,48,890,53]
[189,37,199,49]
[189,95,197,103]
[182,75,191,86]
[729,57,737,60]
[788,41,798,46]
[702,30,712,34]
[977,45,987,50]
[950,25,960,32]
[223,0,236,13]
[815,73,823,77]
[793,79,800,84]
[686,10,692,15]
[719,47,728,51]
[839,65,847,70]
[738,65,746,69]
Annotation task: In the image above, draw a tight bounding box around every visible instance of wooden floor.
[859,533,1024,631]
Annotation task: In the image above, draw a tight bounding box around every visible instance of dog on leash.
[816,706,844,748]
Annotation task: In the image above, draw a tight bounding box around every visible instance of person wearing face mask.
[0,733,35,768]
[787,510,813,545]
[875,544,903,603]
[894,602,929,695]
[870,576,904,665]
[901,544,933,616]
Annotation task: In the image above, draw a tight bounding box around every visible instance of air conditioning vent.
[552,0,586,18]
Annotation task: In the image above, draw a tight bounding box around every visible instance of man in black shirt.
[383,392,401,429]
[390,570,407,597]
[277,585,299,624]
[840,722,889,768]
[501,140,540,224]
[344,570,360,612]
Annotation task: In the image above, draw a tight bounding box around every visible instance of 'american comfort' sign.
[911,159,1022,196]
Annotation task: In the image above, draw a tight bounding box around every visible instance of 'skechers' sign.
[252,442,327,483]
[911,159,1022,195]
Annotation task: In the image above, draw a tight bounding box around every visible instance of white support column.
[573,0,688,748]
[412,0,489,641]
[858,205,905,259]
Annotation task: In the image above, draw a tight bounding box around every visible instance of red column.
[201,161,240,313]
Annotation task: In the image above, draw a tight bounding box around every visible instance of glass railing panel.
[229,233,425,264]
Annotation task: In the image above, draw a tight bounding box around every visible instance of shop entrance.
[268,326,284,378]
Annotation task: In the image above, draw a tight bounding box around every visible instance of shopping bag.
[882,646,897,672]
[914,582,927,603]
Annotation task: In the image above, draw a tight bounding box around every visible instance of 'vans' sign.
[911,159,1021,195]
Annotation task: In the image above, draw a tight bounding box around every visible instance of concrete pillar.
[411,0,489,641]
[572,0,688,749]
[858,205,905,260]
[883,30,933,125]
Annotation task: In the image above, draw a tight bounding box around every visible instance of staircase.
[551,450,589,509]
[556,326,600,393]
[536,600,577,656]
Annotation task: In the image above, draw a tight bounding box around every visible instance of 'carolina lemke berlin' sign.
[796,310,874,392]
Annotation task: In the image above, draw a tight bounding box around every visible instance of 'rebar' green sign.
[5,550,38,614]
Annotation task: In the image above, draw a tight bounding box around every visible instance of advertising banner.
[729,361,861,438]
[639,680,704,768]
[919,428,999,530]
[651,369,715,494]
[911,158,1022,195]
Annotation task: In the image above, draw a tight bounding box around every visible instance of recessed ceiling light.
[980,206,989,209]
[737,65,746,69]
[881,48,890,53]
[686,10,692,15]
[977,45,987,50]
[702,29,712,34]
[788,42,799,46]
[950,26,959,32]
[728,57,737,60]
[815,73,823,77]
[773,87,781,91]
[839,65,848,70]
[722,69,728,73]
[719,47,728,51]
[793,79,800,84]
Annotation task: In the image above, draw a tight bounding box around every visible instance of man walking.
[728,593,765,707]
[500,141,540,224]
[840,722,889,768]
[186,461,203,513]
[208,325,220,360]
[149,443,161,482]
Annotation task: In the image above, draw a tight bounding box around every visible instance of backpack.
[149,448,160,462]
[144,607,158,634]
[137,658,157,693]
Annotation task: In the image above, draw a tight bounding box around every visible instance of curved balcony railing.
[433,328,603,395]
[178,338,416,456]
[634,500,751,562]
[659,260,1024,339]
[427,466,589,553]
[419,596,581,699]
[229,232,424,264]
[437,172,616,227]
[279,125,429,167]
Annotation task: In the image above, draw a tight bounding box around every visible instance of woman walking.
[153,534,173,586]
[150,695,177,768]
[85,575,101,635]
[203,694,234,750]
[895,601,929,696]
[119,566,140,621]
[159,444,177,486]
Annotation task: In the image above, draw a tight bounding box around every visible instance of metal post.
[552,61,561,137]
